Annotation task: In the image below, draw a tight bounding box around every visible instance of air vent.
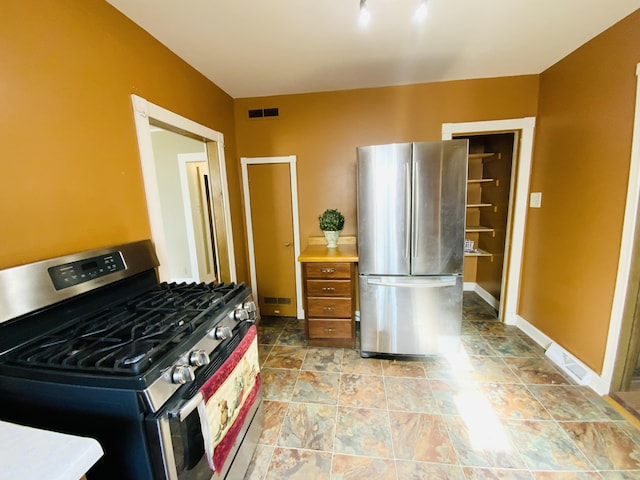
[247,107,279,119]
[263,297,290,304]
[545,342,592,385]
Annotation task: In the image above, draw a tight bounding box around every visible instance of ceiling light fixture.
[359,0,371,27]
[413,0,428,22]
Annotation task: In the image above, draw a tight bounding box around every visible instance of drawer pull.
[321,287,335,292]
[323,307,334,311]
[320,268,336,273]
[324,328,336,332]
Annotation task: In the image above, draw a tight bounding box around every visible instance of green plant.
[318,209,344,231]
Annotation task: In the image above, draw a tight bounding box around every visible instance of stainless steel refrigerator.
[357,140,468,356]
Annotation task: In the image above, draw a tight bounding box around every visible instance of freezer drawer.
[359,274,462,356]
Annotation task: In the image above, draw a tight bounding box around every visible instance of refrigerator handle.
[411,158,418,260]
[367,278,456,288]
[405,162,411,260]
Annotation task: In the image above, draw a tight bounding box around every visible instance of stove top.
[4,281,246,376]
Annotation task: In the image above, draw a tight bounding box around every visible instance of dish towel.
[197,325,261,473]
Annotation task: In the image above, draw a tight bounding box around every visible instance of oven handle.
[168,392,204,422]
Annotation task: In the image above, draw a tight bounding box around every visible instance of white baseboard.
[475,284,499,309]
[514,314,610,395]
[503,311,518,326]
[513,314,553,349]
[464,282,499,309]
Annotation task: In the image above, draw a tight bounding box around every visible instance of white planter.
[323,230,340,248]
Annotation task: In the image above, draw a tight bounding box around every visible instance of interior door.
[247,163,296,317]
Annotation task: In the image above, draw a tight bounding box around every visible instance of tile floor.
[244,293,640,479]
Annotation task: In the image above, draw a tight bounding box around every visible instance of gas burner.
[4,281,246,376]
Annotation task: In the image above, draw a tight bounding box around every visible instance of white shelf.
[465,225,495,234]
[469,152,500,162]
[468,178,495,184]
[468,153,495,160]
[464,248,492,258]
[466,152,497,262]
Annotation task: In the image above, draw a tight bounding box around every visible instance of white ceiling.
[106,0,640,99]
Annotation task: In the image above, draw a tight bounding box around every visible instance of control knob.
[189,349,210,367]
[234,308,249,322]
[213,325,232,340]
[170,365,195,384]
[243,301,257,322]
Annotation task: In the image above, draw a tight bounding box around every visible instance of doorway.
[241,156,303,319]
[130,94,236,283]
[457,132,515,317]
[443,117,536,324]
[147,129,210,282]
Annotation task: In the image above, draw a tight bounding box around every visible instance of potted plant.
[319,209,344,248]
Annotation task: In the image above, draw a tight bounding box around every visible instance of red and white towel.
[197,325,261,473]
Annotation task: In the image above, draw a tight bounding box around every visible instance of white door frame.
[130,94,236,282]
[442,117,536,325]
[603,63,640,391]
[240,156,303,319]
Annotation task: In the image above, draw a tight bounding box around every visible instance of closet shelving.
[465,152,500,259]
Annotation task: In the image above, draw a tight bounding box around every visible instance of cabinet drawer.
[306,280,351,297]
[308,319,352,339]
[307,297,352,318]
[305,262,351,279]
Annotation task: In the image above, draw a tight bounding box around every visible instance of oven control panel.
[48,252,126,290]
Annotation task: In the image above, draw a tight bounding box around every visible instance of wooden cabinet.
[302,261,356,348]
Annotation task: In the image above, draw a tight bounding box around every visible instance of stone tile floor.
[244,293,640,479]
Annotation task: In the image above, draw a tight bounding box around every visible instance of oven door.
[146,322,263,480]
[147,389,263,480]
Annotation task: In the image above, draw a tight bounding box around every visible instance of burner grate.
[4,281,244,375]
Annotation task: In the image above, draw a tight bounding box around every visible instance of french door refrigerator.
[357,140,468,356]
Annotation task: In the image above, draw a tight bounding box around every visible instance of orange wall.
[0,0,247,281]
[234,76,539,244]
[5,0,637,379]
[519,10,640,373]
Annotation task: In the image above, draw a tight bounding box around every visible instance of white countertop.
[0,420,103,480]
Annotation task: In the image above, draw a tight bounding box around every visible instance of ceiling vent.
[248,107,279,119]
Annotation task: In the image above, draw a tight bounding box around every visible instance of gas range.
[0,240,263,479]
[1,278,255,411]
